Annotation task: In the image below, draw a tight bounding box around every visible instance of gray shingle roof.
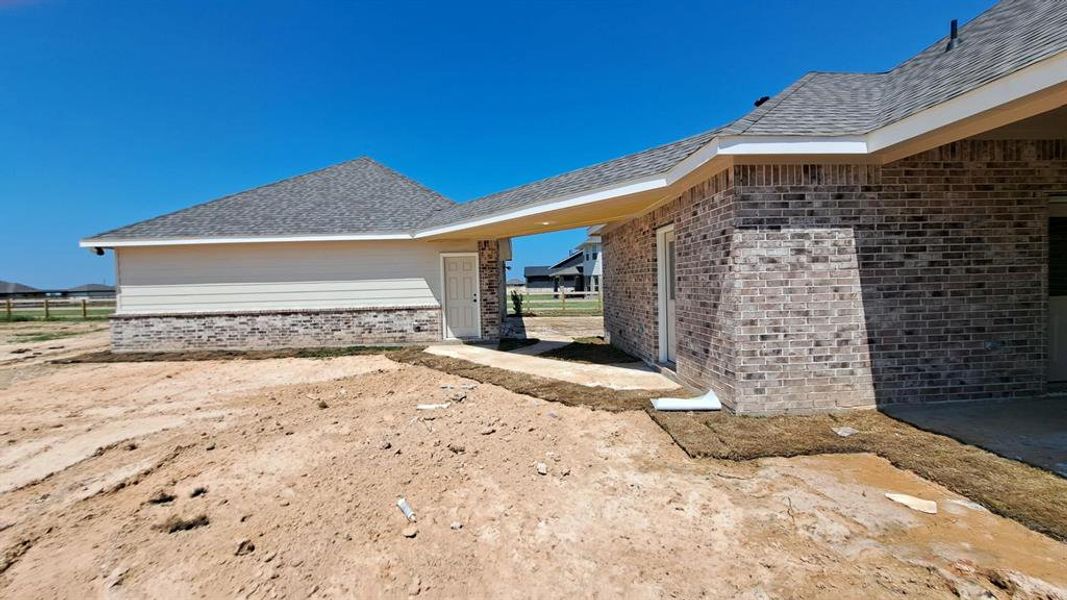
[86,158,454,241]
[725,0,1067,136]
[85,1,1066,243]
[722,72,888,136]
[524,266,551,278]
[422,0,1067,228]
[418,127,722,229]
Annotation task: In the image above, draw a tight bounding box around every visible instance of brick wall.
[478,240,502,340]
[111,306,441,352]
[604,139,1067,413]
[604,169,738,406]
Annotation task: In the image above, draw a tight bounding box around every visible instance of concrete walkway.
[424,344,679,391]
[884,398,1067,477]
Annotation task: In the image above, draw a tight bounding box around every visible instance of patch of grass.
[650,409,1067,542]
[387,347,685,412]
[507,296,603,317]
[57,345,402,364]
[11,328,104,343]
[539,336,640,365]
[495,337,541,352]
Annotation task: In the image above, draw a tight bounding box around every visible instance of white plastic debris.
[885,492,937,514]
[536,462,548,476]
[947,498,988,513]
[651,389,721,411]
[416,403,451,411]
[397,497,417,522]
[831,426,859,438]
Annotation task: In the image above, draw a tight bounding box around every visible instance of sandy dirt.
[510,315,604,341]
[0,321,111,368]
[0,352,1065,598]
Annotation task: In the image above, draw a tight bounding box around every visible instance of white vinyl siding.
[115,240,476,315]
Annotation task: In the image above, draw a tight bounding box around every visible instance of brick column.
[478,240,502,340]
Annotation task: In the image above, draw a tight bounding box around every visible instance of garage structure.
[84,0,1067,414]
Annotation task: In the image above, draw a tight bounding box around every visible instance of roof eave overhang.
[79,232,414,249]
[84,49,1067,248]
[417,48,1067,239]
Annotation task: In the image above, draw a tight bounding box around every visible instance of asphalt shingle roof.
[86,158,454,241]
[725,0,1067,136]
[523,266,551,278]
[418,127,722,229]
[85,1,1066,242]
[430,0,1067,228]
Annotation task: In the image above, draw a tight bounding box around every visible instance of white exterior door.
[658,226,677,363]
[443,254,480,339]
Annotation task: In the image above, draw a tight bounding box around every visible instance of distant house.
[524,251,586,294]
[523,236,603,295]
[66,284,116,299]
[576,236,602,292]
[0,280,40,299]
[547,251,585,293]
[523,266,553,291]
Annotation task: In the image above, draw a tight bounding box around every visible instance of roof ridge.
[728,72,820,135]
[361,158,456,207]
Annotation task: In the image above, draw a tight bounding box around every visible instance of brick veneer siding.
[603,169,739,407]
[604,139,1067,414]
[111,306,441,352]
[478,240,502,340]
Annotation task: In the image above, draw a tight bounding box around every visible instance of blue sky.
[1,0,992,288]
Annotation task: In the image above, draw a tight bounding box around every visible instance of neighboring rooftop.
[0,280,39,295]
[66,283,115,292]
[524,266,552,278]
[85,158,455,242]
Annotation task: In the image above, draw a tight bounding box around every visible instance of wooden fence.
[506,289,603,316]
[3,297,117,321]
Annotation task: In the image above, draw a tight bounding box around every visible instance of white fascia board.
[715,135,869,155]
[868,49,1067,152]
[412,175,669,238]
[79,232,413,248]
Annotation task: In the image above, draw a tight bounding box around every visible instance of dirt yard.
[0,327,1065,598]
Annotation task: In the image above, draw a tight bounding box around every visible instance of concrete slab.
[883,398,1067,477]
[423,344,680,391]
